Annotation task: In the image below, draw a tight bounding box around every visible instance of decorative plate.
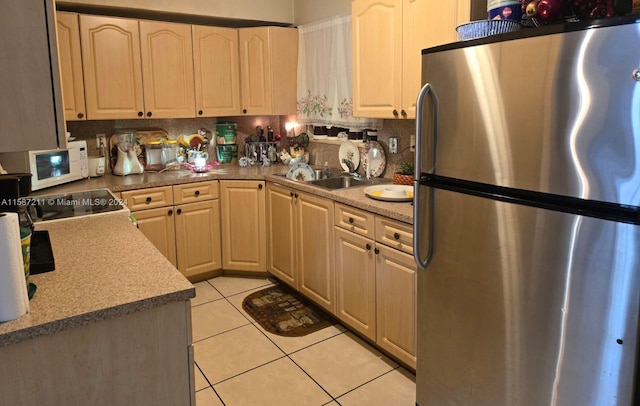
[338,140,360,173]
[286,162,316,182]
[360,141,386,178]
[364,185,414,202]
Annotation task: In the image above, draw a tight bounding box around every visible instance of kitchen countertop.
[0,214,195,347]
[34,164,414,224]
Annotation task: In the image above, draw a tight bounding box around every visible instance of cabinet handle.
[138,111,143,117]
[258,184,263,190]
[168,209,173,216]
[374,248,380,255]
[194,190,200,197]
[348,217,354,224]
[77,112,84,119]
[392,109,399,117]
[198,110,203,116]
[176,208,182,215]
[242,109,247,114]
[401,109,407,118]
[366,243,372,251]
[394,232,400,240]
[145,197,152,204]
[146,111,152,117]
[290,192,294,197]
[294,193,299,198]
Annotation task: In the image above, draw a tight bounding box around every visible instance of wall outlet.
[96,133,106,150]
[410,135,416,152]
[389,137,398,153]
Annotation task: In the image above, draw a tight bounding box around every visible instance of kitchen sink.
[308,175,389,190]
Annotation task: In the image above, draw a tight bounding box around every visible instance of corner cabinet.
[192,25,242,117]
[352,0,484,119]
[266,183,336,314]
[219,180,267,273]
[0,0,64,152]
[238,27,298,116]
[56,12,86,121]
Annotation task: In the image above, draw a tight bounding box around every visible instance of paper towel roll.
[0,212,29,322]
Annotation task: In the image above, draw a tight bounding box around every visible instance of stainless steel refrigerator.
[414,17,640,406]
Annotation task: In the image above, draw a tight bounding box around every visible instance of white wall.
[57,0,295,24]
[293,0,351,25]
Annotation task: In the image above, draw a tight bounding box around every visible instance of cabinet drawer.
[173,181,219,204]
[334,203,374,238]
[122,186,174,211]
[375,216,413,255]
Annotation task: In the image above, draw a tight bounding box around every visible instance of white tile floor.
[191,276,416,406]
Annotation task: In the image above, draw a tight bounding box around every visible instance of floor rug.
[242,285,332,337]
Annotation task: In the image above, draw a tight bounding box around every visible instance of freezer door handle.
[414,83,438,270]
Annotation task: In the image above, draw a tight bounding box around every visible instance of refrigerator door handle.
[414,83,438,270]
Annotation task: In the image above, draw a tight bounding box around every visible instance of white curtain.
[296,15,383,131]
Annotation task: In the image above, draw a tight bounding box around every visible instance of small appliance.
[113,132,144,176]
[0,141,88,190]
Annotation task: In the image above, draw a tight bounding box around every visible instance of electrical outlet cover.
[389,137,398,153]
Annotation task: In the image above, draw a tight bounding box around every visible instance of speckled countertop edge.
[35,164,414,224]
[0,215,194,347]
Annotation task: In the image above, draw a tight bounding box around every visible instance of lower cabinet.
[219,180,266,272]
[122,181,222,280]
[266,182,336,314]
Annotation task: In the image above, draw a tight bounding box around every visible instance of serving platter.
[364,185,413,202]
[286,162,315,182]
[338,141,360,172]
[360,141,386,178]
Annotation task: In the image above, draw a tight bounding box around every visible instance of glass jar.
[145,141,165,171]
[162,140,179,165]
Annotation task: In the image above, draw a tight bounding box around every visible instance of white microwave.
[0,141,89,191]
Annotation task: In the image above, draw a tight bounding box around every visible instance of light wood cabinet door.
[139,21,196,119]
[335,227,376,340]
[0,0,64,152]
[352,0,402,119]
[239,27,297,116]
[56,12,86,121]
[80,15,144,120]
[133,206,177,267]
[376,244,417,369]
[266,183,297,287]
[192,25,241,117]
[220,180,266,272]
[296,191,335,314]
[175,200,222,278]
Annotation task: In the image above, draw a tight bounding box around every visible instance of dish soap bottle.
[323,162,331,178]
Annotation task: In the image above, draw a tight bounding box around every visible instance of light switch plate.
[389,137,398,153]
[410,135,416,152]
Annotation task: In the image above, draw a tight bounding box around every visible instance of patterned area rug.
[242,285,332,337]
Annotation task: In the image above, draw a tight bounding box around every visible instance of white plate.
[360,141,386,178]
[286,162,315,182]
[364,185,413,202]
[339,141,360,172]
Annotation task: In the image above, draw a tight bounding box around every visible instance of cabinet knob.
[294,193,299,198]
[242,109,247,114]
[198,110,203,116]
[77,112,84,119]
[258,184,263,190]
[138,111,143,117]
[348,217,354,224]
[401,109,407,118]
[366,243,372,251]
[194,190,200,197]
[290,192,294,197]
[374,248,380,255]
[392,109,399,118]
[394,232,400,240]
[146,111,152,117]
[168,209,173,216]
[145,197,152,204]
[177,208,183,215]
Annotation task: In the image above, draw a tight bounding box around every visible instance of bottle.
[323,161,331,178]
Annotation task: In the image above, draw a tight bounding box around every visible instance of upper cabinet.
[352,0,484,119]
[239,27,298,116]
[193,26,242,117]
[80,15,145,120]
[0,0,64,152]
[139,21,196,119]
[56,12,86,121]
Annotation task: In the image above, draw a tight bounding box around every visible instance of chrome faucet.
[341,158,358,177]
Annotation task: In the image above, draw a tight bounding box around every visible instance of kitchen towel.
[0,212,29,322]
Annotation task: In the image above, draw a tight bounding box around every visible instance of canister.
[488,0,522,20]
[145,141,165,171]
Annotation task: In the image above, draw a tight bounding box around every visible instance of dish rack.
[456,20,521,41]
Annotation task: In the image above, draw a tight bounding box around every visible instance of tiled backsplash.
[66,117,416,179]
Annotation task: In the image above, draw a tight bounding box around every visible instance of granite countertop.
[0,215,195,347]
[35,164,414,224]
